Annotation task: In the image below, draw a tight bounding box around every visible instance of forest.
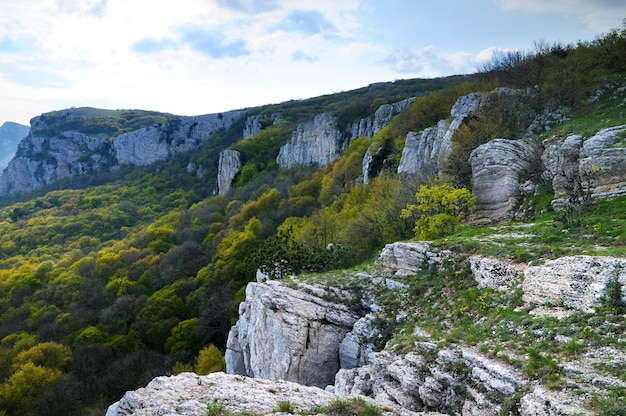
[0,24,625,415]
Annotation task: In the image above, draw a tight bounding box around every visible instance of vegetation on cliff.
[0,23,625,415]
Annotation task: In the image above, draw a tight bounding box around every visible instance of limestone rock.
[114,112,243,166]
[225,280,360,388]
[469,256,524,291]
[0,131,112,196]
[470,139,540,222]
[397,120,450,178]
[522,256,626,313]
[217,149,242,195]
[276,113,344,169]
[397,92,484,177]
[519,386,593,416]
[106,372,337,416]
[350,97,416,140]
[243,114,278,138]
[338,314,377,369]
[542,125,626,210]
[379,242,450,276]
[335,345,527,415]
[578,125,626,200]
[0,109,245,197]
[541,134,584,198]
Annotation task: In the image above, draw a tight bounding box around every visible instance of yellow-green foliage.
[195,344,225,375]
[401,183,476,240]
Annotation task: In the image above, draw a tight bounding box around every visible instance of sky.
[1,0,625,126]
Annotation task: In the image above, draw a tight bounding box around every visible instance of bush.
[401,183,476,240]
[195,344,225,375]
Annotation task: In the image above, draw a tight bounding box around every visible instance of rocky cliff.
[276,113,345,170]
[0,109,245,197]
[397,92,484,178]
[111,241,626,415]
[277,98,416,170]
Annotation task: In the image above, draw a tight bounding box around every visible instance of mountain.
[1,26,626,416]
[0,121,29,170]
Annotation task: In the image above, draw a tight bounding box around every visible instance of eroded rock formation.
[469,139,540,222]
[217,149,242,195]
[276,113,344,169]
[0,109,245,197]
[225,280,363,388]
[522,255,626,312]
[397,92,484,177]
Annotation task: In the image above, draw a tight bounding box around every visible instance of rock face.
[277,97,416,172]
[522,255,626,312]
[217,149,242,195]
[113,112,244,166]
[0,109,245,197]
[542,125,626,209]
[225,280,362,388]
[350,97,416,140]
[469,139,540,222]
[243,114,278,138]
[276,113,344,169]
[1,131,112,196]
[397,92,484,177]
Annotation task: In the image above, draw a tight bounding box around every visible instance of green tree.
[195,344,225,375]
[0,362,62,416]
[401,183,476,240]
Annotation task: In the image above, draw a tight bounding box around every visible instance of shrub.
[401,183,476,240]
[195,344,226,375]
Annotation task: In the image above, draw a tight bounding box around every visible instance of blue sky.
[0,0,625,125]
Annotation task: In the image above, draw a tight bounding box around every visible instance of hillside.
[1,25,626,416]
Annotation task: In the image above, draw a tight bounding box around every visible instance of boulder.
[469,139,540,222]
[469,256,524,291]
[379,242,450,276]
[578,125,626,200]
[522,255,626,312]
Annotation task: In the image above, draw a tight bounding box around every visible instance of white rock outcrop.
[379,242,450,276]
[350,97,416,140]
[276,113,344,169]
[469,256,524,291]
[225,280,362,388]
[469,139,540,222]
[522,255,626,312]
[397,93,485,177]
[542,125,626,210]
[106,372,337,416]
[217,149,242,195]
[243,114,278,138]
[113,112,243,166]
[0,109,245,197]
